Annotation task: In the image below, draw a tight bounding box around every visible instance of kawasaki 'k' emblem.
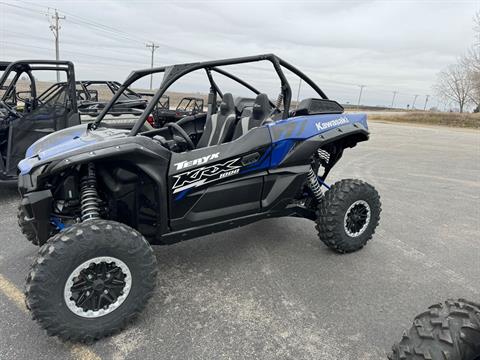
[172,158,241,193]
[174,152,220,170]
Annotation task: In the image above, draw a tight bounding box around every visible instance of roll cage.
[91,54,331,135]
[76,80,143,102]
[0,60,76,111]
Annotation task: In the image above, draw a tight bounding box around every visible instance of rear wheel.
[316,179,381,253]
[389,299,480,360]
[25,220,157,342]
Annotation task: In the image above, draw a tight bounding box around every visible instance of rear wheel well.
[315,133,368,181]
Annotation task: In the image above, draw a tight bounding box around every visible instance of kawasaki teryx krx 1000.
[18,54,381,342]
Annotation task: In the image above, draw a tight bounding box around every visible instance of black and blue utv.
[18,54,381,342]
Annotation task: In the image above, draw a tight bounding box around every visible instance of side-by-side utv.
[151,96,205,127]
[0,60,79,182]
[0,61,154,182]
[75,80,148,114]
[18,54,381,342]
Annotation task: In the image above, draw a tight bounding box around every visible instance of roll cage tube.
[91,54,328,135]
[205,68,223,99]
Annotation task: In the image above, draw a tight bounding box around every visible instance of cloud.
[0,0,478,108]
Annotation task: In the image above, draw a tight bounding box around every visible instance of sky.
[0,0,478,109]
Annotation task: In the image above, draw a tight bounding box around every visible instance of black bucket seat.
[197,93,236,148]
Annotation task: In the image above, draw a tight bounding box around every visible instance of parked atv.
[0,60,79,182]
[18,54,381,342]
[0,61,153,182]
[152,96,204,127]
[75,80,148,114]
[389,299,480,360]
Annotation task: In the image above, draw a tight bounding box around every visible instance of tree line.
[435,12,480,113]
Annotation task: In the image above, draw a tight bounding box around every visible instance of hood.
[19,125,130,175]
[25,124,89,158]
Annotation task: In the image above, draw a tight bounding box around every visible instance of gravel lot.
[0,121,478,360]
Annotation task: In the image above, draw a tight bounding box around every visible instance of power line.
[1,41,147,66]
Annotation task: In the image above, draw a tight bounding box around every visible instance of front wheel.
[17,204,38,245]
[316,179,381,253]
[25,220,157,342]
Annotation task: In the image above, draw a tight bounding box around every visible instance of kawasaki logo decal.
[315,117,349,131]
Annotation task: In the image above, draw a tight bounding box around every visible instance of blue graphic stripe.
[269,140,296,168]
[175,189,190,201]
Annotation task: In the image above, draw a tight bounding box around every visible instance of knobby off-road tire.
[389,299,480,360]
[17,204,39,245]
[25,220,157,342]
[316,179,381,253]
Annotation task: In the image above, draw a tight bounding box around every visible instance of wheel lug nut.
[106,273,110,278]
[87,274,93,280]
[103,289,108,294]
[86,291,90,296]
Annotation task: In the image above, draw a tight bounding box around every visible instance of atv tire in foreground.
[389,299,480,360]
[316,179,381,253]
[25,220,157,342]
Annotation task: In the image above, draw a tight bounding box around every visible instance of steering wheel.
[165,122,195,150]
[0,100,21,118]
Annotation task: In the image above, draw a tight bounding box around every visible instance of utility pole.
[412,94,419,110]
[423,95,430,111]
[295,79,302,110]
[146,42,159,90]
[357,85,366,107]
[49,8,65,82]
[391,91,398,108]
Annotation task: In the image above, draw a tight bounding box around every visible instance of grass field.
[367,111,480,129]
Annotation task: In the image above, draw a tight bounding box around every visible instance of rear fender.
[277,123,369,168]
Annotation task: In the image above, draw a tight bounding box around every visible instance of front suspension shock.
[80,163,101,221]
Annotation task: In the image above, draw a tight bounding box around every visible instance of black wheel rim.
[64,256,132,318]
[344,200,371,237]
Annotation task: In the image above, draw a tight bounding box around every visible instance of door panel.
[170,176,264,229]
[168,126,272,230]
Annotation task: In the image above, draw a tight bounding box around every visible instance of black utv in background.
[0,61,154,182]
[75,80,148,115]
[0,60,79,181]
[152,96,205,127]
